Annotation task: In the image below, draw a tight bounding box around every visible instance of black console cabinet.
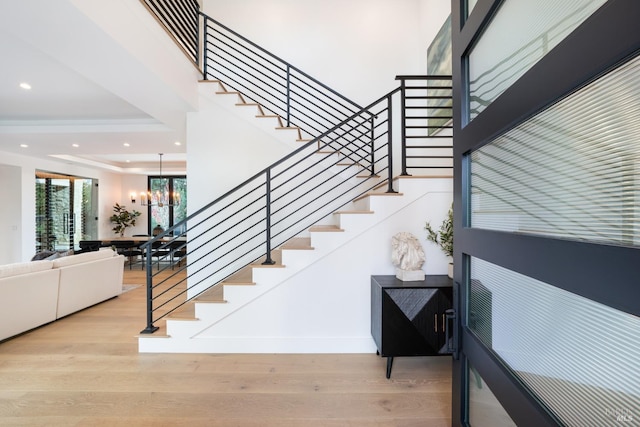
[371,275,453,378]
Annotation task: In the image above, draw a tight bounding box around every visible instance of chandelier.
[135,153,181,207]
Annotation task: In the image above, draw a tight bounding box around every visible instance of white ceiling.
[0,1,191,174]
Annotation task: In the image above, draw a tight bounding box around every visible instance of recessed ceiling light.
[174,141,181,146]
[123,142,130,147]
[126,160,131,163]
[19,82,31,90]
[20,144,28,148]
[72,144,79,148]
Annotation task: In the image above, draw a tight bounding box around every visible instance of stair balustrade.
[141,0,200,65]
[201,13,369,139]
[140,76,452,334]
[138,1,452,334]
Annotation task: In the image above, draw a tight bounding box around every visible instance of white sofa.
[0,249,125,341]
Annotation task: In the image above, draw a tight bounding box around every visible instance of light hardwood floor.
[0,268,452,426]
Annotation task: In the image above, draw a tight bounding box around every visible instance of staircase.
[199,79,313,149]
[137,5,453,353]
[138,175,452,353]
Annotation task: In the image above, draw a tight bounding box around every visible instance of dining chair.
[110,240,143,270]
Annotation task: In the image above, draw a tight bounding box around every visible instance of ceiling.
[0,1,194,174]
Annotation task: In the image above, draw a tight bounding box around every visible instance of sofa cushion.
[52,248,116,268]
[0,260,53,279]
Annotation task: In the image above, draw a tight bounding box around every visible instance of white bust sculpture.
[391,232,426,281]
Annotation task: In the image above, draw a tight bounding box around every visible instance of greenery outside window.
[148,176,186,235]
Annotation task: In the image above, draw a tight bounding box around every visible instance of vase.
[447,262,453,279]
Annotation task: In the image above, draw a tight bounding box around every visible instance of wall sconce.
[130,192,137,204]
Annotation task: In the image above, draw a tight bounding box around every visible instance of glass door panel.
[468,361,516,427]
[35,172,97,254]
[469,257,640,426]
[451,0,639,425]
[35,176,71,252]
[73,178,98,246]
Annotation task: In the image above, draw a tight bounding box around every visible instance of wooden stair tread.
[309,225,344,232]
[250,263,286,268]
[353,192,403,203]
[196,286,226,302]
[394,174,453,179]
[166,303,197,320]
[280,237,314,250]
[334,210,374,215]
[220,281,256,286]
[137,324,169,338]
[224,269,252,283]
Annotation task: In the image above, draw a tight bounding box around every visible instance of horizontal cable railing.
[397,75,453,175]
[141,0,200,65]
[140,88,403,333]
[201,13,368,140]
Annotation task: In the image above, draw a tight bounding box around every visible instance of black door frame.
[451,0,640,425]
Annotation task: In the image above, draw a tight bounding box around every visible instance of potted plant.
[109,203,141,237]
[425,204,453,278]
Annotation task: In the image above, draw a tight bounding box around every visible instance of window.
[147,176,186,235]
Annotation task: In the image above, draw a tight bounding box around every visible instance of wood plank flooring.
[0,268,452,426]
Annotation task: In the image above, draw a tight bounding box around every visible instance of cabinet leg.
[386,357,394,379]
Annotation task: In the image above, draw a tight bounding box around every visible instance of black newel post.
[400,77,409,176]
[262,169,275,265]
[386,94,397,194]
[140,242,159,334]
[202,15,209,80]
[369,116,376,176]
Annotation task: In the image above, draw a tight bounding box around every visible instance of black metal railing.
[141,0,200,65]
[139,76,452,334]
[139,87,401,333]
[201,13,368,141]
[397,75,453,175]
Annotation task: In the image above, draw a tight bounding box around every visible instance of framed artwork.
[426,15,453,133]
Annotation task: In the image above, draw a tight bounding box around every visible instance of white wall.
[195,179,453,352]
[203,0,450,106]
[0,165,22,264]
[193,0,451,208]
[119,174,150,236]
[419,0,452,69]
[187,87,295,212]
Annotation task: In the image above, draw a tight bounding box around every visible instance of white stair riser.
[334,213,376,232]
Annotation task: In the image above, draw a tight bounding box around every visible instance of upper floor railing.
[141,0,200,66]
[201,13,367,139]
[398,75,453,174]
